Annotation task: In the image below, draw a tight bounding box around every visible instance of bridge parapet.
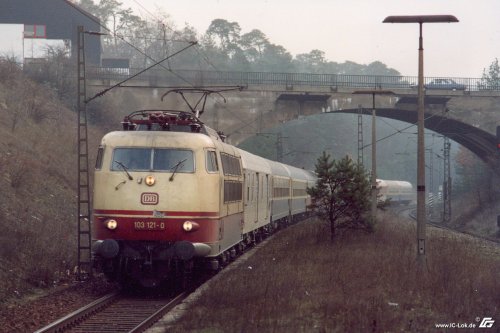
[87,67,500,94]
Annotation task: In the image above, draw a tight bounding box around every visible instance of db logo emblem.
[141,192,159,205]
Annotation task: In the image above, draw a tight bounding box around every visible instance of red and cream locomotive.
[92,90,316,287]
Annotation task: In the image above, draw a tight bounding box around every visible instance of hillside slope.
[0,60,105,300]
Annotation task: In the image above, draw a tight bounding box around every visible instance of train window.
[153,149,194,173]
[112,148,151,171]
[111,148,194,172]
[95,146,104,170]
[272,177,290,198]
[206,151,218,173]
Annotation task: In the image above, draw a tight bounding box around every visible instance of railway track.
[33,216,307,333]
[34,290,188,333]
[396,204,500,249]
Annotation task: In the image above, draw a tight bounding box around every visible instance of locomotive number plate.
[134,221,165,230]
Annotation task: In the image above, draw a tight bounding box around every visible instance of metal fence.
[87,67,499,92]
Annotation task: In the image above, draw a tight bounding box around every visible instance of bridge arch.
[229,106,498,174]
[327,108,497,170]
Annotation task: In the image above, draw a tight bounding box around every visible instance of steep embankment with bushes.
[0,60,105,300]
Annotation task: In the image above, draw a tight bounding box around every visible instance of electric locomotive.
[92,90,315,287]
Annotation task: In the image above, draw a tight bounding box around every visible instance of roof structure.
[0,0,102,64]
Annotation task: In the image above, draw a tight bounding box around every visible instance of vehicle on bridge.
[424,78,466,91]
[91,91,316,288]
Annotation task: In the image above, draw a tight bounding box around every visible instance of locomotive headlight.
[145,175,156,186]
[105,219,118,230]
[182,221,199,232]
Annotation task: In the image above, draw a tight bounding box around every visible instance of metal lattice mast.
[357,104,364,167]
[77,25,92,280]
[428,148,434,194]
[443,137,452,223]
[277,133,283,162]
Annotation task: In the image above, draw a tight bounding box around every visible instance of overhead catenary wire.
[75,0,312,138]
[361,111,453,150]
[128,0,251,127]
[86,41,197,103]
[129,0,182,37]
[121,0,258,134]
[102,33,193,43]
[70,0,197,88]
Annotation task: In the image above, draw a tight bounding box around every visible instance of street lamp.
[353,90,395,223]
[383,15,458,263]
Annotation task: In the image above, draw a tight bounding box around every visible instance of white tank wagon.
[376,179,415,205]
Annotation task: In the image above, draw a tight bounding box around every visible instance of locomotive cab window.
[95,146,104,170]
[112,148,150,171]
[111,148,194,172]
[153,149,194,172]
[206,150,219,173]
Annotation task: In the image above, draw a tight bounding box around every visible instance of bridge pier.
[276,93,330,118]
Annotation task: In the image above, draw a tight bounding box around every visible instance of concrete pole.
[416,22,426,263]
[371,93,377,223]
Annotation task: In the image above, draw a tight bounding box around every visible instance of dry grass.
[170,213,499,332]
[0,60,106,300]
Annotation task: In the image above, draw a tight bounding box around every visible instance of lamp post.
[353,90,394,223]
[383,15,458,263]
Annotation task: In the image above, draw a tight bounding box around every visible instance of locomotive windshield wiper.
[169,159,187,181]
[114,160,134,180]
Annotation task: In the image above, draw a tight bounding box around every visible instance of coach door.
[245,171,258,225]
[255,172,260,224]
[257,174,269,226]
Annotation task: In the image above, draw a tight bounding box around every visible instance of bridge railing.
[87,67,499,92]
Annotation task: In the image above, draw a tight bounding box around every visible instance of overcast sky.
[118,0,499,78]
[1,0,498,78]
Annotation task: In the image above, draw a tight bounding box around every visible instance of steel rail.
[34,292,119,333]
[33,291,189,333]
[404,206,499,246]
[128,291,188,333]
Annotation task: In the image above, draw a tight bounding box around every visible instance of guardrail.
[87,67,500,92]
